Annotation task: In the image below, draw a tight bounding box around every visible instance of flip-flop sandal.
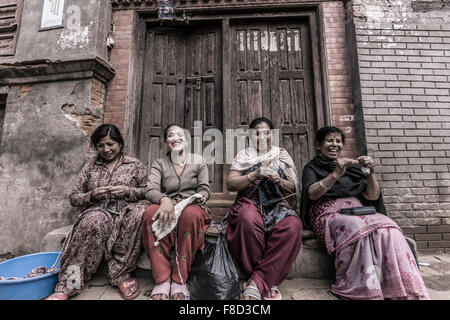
[44,292,69,300]
[241,281,261,300]
[263,286,282,300]
[149,280,171,300]
[118,278,140,300]
[170,281,190,300]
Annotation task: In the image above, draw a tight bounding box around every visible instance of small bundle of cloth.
[0,266,59,281]
[152,193,203,247]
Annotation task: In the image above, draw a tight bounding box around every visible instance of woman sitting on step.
[141,124,211,300]
[219,117,303,300]
[300,125,429,300]
[46,124,148,300]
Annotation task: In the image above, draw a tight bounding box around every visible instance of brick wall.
[61,78,106,151]
[88,77,107,138]
[104,9,135,134]
[353,0,450,253]
[323,1,359,158]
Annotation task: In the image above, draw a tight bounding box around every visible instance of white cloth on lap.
[152,193,203,246]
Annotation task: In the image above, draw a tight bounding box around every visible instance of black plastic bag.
[187,233,247,300]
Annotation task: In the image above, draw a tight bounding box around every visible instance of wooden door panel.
[184,26,223,192]
[231,24,271,128]
[139,28,185,172]
[231,19,316,179]
[140,25,223,192]
[270,22,316,169]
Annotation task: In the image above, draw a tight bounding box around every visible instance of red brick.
[428,241,450,248]
[401,227,428,235]
[106,11,133,132]
[415,241,429,249]
[418,248,444,254]
[415,234,442,241]
[428,225,450,233]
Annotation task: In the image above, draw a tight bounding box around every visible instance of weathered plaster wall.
[353,0,450,252]
[0,1,113,257]
[0,80,98,257]
[1,0,112,64]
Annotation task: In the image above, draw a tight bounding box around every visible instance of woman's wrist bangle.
[319,180,329,192]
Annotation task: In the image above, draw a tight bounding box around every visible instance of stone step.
[40,225,335,280]
[206,199,234,207]
[208,193,237,201]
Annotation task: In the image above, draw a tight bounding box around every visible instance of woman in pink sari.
[300,126,429,300]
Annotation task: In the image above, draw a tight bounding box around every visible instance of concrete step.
[40,225,335,279]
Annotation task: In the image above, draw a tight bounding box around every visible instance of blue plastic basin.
[0,252,61,300]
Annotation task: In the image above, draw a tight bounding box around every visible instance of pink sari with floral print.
[310,196,430,300]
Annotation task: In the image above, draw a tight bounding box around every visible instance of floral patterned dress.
[54,155,148,296]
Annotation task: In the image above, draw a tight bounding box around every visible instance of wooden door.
[138,25,223,192]
[184,26,223,192]
[230,19,316,176]
[138,27,185,169]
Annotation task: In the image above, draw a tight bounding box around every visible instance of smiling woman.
[219,117,303,301]
[300,126,430,300]
[141,124,211,301]
[317,129,344,161]
[45,124,148,300]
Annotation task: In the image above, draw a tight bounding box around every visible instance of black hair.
[164,123,183,140]
[249,117,274,130]
[315,126,346,144]
[91,124,124,152]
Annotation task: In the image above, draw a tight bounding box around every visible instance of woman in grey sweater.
[141,124,211,300]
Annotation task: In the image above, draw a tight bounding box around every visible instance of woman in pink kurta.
[45,124,148,300]
[300,126,429,300]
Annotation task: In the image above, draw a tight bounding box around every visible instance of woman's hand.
[333,158,359,178]
[259,166,274,179]
[153,197,175,228]
[109,185,131,198]
[265,169,282,185]
[257,166,285,185]
[91,186,110,201]
[271,173,283,185]
[194,194,206,204]
[357,156,376,174]
[248,167,263,181]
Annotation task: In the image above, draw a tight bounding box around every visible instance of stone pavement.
[68,253,450,300]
